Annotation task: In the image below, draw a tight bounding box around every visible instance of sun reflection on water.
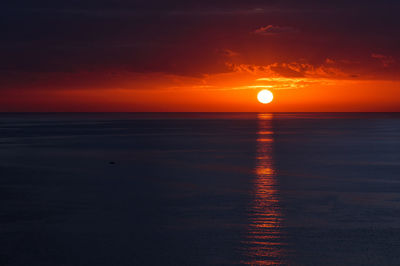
[242,113,286,265]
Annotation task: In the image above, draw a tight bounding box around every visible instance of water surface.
[1,113,400,265]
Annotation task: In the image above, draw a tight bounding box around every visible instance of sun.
[257,89,274,104]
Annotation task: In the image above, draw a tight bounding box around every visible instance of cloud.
[371,53,395,67]
[218,49,240,57]
[253,25,298,36]
[325,58,335,64]
[226,60,347,79]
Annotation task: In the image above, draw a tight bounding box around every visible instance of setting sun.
[257,90,274,104]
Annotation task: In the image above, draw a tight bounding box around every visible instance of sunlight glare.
[257,90,274,104]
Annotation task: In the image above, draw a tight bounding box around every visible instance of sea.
[1,112,400,265]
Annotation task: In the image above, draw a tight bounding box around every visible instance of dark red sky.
[1,0,400,111]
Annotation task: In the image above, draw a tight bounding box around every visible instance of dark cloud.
[253,25,299,35]
[218,49,240,58]
[228,60,348,79]
[0,0,399,90]
[371,53,396,67]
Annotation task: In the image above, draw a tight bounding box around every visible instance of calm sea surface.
[1,113,400,265]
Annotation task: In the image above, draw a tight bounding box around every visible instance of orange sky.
[1,1,400,112]
[2,64,399,112]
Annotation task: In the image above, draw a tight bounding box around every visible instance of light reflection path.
[242,113,286,265]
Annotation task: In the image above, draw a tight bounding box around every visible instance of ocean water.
[1,112,400,265]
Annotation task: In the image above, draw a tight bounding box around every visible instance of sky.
[1,0,400,111]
